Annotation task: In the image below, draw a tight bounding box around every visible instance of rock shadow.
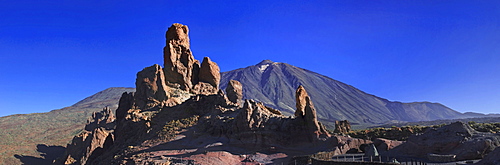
[14,144,66,165]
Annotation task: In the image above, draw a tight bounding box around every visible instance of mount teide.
[220,59,464,126]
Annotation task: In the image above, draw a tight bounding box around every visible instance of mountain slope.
[0,87,134,165]
[220,60,464,126]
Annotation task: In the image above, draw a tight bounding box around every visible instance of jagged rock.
[163,23,200,90]
[58,108,115,165]
[116,92,134,123]
[334,120,351,134]
[84,107,115,131]
[192,82,219,95]
[383,121,500,161]
[199,57,220,89]
[225,80,243,104]
[134,64,170,110]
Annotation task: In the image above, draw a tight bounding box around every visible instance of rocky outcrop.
[116,92,134,124]
[163,23,199,91]
[59,23,371,165]
[198,57,220,89]
[384,121,500,161]
[294,85,329,140]
[294,85,308,117]
[225,80,242,105]
[162,23,220,95]
[200,86,331,148]
[59,108,116,165]
[134,64,169,110]
[334,120,351,134]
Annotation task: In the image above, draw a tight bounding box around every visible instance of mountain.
[0,87,134,165]
[220,60,465,127]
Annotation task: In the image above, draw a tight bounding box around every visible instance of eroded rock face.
[294,85,329,140]
[116,92,134,124]
[59,108,115,165]
[226,80,243,104]
[334,120,351,134]
[384,121,500,161]
[199,57,220,89]
[295,85,308,117]
[163,23,200,90]
[162,23,220,95]
[200,86,330,147]
[134,64,170,110]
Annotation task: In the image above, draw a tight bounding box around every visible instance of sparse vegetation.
[468,121,500,133]
[348,125,428,141]
[158,115,199,141]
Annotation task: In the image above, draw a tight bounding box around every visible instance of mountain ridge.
[220,59,467,126]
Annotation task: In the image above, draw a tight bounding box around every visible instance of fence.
[314,154,428,165]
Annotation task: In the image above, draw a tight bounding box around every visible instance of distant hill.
[374,117,500,128]
[0,87,134,165]
[220,60,470,127]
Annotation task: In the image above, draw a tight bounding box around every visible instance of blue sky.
[1,0,499,117]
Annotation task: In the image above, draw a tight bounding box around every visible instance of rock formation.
[294,85,308,117]
[198,57,220,89]
[225,80,242,105]
[134,64,169,110]
[163,23,199,91]
[57,23,370,165]
[60,107,115,165]
[334,120,351,134]
[162,23,220,94]
[294,85,329,140]
[384,121,500,161]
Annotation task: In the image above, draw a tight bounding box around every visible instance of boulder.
[134,64,169,110]
[226,80,243,104]
[163,23,200,90]
[198,57,221,89]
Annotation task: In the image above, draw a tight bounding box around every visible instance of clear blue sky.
[1,0,499,117]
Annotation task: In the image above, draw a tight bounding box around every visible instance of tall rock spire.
[163,23,200,90]
[295,85,330,140]
[162,23,220,94]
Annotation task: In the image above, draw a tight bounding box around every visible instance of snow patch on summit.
[259,64,270,72]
